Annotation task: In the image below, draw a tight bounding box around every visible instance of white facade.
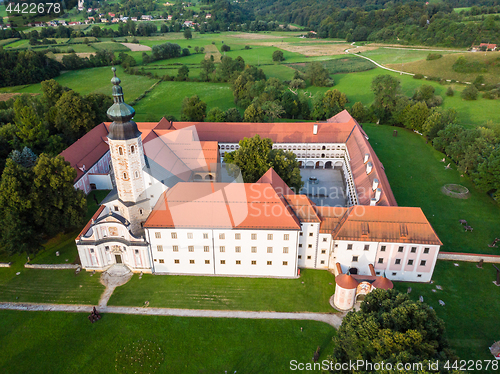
[147,228,300,277]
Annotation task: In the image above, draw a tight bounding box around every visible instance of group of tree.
[223,134,304,192]
[329,288,459,373]
[0,79,112,174]
[356,74,500,202]
[150,42,188,62]
[433,124,500,200]
[0,152,87,257]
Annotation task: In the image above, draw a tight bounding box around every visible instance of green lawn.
[394,260,500,368]
[364,123,500,254]
[0,311,336,374]
[109,268,337,313]
[133,80,235,121]
[261,64,297,80]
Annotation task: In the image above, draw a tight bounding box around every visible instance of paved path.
[98,264,133,307]
[0,302,344,328]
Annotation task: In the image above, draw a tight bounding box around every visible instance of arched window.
[118,147,123,155]
[131,146,135,154]
[123,172,128,179]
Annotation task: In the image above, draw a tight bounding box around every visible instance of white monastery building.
[62,69,442,310]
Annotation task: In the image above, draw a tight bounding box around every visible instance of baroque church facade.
[65,70,442,306]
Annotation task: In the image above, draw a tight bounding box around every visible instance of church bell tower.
[107,67,149,233]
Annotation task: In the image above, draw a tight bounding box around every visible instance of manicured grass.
[394,260,500,369]
[0,265,104,304]
[0,311,336,374]
[109,269,336,313]
[133,80,235,121]
[364,123,500,254]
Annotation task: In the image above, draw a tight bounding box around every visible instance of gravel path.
[0,302,344,328]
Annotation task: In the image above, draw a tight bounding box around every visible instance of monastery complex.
[60,69,442,310]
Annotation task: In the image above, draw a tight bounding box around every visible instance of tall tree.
[54,91,94,142]
[224,134,303,192]
[329,288,456,372]
[32,154,87,238]
[14,106,49,153]
[181,95,207,122]
[371,75,401,123]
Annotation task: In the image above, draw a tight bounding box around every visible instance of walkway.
[98,264,133,307]
[348,51,415,76]
[0,302,344,328]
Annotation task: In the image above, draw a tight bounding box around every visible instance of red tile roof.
[332,206,442,245]
[256,167,295,195]
[144,182,301,230]
[61,112,396,209]
[283,194,321,223]
[60,123,110,182]
[76,205,105,239]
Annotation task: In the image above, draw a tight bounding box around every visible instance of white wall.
[88,174,113,190]
[334,240,378,275]
[148,228,299,277]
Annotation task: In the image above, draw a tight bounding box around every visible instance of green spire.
[106,67,141,140]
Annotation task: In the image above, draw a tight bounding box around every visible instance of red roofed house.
[70,69,441,288]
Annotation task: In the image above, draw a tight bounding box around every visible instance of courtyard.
[299,168,347,207]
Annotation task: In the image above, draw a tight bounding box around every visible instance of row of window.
[297,255,326,264]
[376,271,423,278]
[155,232,291,240]
[376,258,427,266]
[346,244,431,254]
[157,245,291,254]
[157,259,288,266]
[220,144,344,151]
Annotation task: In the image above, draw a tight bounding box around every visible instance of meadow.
[386,51,500,85]
[108,268,337,313]
[133,80,235,121]
[364,123,500,255]
[394,260,500,370]
[0,311,336,374]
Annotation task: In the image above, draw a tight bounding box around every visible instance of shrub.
[211,41,215,45]
[413,74,424,79]
[446,87,454,97]
[290,78,306,89]
[461,85,479,100]
[426,53,443,61]
[221,44,230,52]
[244,45,251,50]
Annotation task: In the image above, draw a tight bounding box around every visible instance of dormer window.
[119,147,123,155]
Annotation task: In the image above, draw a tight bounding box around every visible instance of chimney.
[313,124,318,135]
[364,153,370,163]
[370,198,377,206]
[372,178,379,191]
[375,188,382,202]
[366,162,373,174]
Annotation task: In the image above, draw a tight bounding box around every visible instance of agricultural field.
[133,80,234,121]
[364,123,500,255]
[394,260,500,368]
[0,311,336,374]
[0,65,158,103]
[386,52,500,85]
[359,46,461,65]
